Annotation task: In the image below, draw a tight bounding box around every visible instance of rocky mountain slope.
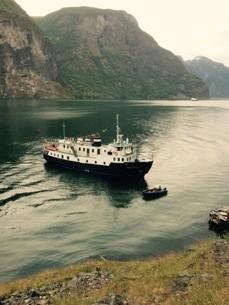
[0,0,27,17]
[0,0,70,98]
[185,56,229,98]
[36,7,209,99]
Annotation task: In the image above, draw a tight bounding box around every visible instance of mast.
[116,114,120,143]
[62,121,66,139]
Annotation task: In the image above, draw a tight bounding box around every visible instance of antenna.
[62,121,66,139]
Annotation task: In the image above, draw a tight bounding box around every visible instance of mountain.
[185,56,229,98]
[0,0,70,98]
[36,7,209,100]
[0,0,27,17]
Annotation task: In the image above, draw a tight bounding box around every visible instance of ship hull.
[43,153,153,178]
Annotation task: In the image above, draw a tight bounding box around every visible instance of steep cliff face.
[36,7,209,99]
[185,56,229,98]
[0,0,27,17]
[0,1,70,98]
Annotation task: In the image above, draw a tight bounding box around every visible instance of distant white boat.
[190,97,198,101]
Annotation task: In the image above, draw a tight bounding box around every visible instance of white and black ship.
[43,115,153,177]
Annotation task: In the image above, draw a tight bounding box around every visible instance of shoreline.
[0,237,228,305]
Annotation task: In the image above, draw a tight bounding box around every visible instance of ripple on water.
[1,99,229,282]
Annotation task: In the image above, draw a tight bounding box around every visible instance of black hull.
[143,189,167,200]
[43,154,153,178]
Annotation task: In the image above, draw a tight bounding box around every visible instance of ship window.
[86,160,88,163]
[122,158,124,162]
[63,145,65,148]
[83,148,85,152]
[118,158,120,161]
[62,155,64,159]
[108,151,112,155]
[67,145,69,149]
[94,161,97,164]
[113,157,116,161]
[77,158,80,162]
[117,147,123,151]
[104,150,106,153]
[103,162,106,165]
[79,147,81,151]
[67,156,69,160]
[97,149,100,155]
[92,149,94,153]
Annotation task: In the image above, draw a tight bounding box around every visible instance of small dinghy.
[142,186,167,200]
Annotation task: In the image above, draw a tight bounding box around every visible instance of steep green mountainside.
[185,56,229,98]
[0,0,27,17]
[36,7,209,99]
[0,0,70,98]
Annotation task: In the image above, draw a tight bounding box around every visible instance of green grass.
[0,240,228,305]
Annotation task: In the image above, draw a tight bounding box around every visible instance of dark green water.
[0,99,228,282]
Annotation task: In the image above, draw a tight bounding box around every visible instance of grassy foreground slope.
[0,239,228,305]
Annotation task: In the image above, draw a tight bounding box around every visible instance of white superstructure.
[43,115,153,177]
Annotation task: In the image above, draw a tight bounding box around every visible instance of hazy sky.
[16,0,229,66]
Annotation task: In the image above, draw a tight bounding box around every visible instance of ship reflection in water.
[44,162,148,208]
[1,99,229,282]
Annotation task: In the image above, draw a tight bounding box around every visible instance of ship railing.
[137,152,153,161]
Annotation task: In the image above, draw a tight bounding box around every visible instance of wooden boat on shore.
[209,206,229,225]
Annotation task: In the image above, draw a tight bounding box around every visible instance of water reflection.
[1,99,229,282]
[208,221,229,237]
[44,163,147,208]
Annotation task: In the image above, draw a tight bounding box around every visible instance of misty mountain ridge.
[0,1,209,99]
[35,6,208,99]
[185,56,229,98]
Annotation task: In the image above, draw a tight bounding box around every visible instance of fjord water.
[0,99,229,282]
